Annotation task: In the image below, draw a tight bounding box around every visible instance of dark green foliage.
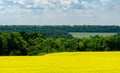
[27,46,41,56]
[104,36,120,51]
[7,32,28,55]
[40,38,59,53]
[0,25,120,33]
[0,25,74,38]
[0,25,120,38]
[10,50,21,56]
[0,31,9,55]
[0,30,120,56]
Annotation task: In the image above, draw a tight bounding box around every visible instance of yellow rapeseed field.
[0,52,120,73]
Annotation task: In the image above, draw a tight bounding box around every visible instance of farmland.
[70,32,117,38]
[0,52,120,73]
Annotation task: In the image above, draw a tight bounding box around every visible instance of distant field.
[70,32,117,38]
[0,52,120,73]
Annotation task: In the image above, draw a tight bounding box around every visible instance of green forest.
[0,25,120,56]
[0,25,120,32]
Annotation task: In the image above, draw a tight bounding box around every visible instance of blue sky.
[0,0,120,25]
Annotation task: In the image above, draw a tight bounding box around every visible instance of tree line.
[0,25,120,32]
[0,31,120,56]
[0,25,120,38]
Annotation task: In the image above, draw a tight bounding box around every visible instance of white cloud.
[60,0,72,5]
[100,0,112,7]
[73,0,79,4]
[0,0,105,16]
[0,0,3,4]
[12,0,25,5]
[18,0,25,5]
[0,0,116,15]
[0,0,120,25]
[100,0,110,3]
[12,0,17,3]
[26,5,32,8]
[34,0,41,7]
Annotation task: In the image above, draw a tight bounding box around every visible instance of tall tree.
[0,31,9,55]
[7,32,28,55]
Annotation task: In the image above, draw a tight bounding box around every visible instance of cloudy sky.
[0,0,120,25]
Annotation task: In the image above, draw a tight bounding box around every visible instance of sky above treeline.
[0,0,120,25]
